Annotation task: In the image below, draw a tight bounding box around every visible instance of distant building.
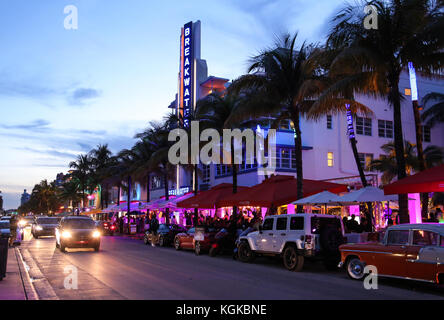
[20,189,31,206]
[0,191,3,212]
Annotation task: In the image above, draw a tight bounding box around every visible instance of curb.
[16,248,59,300]
[15,248,39,300]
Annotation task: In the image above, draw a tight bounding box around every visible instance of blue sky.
[0,0,344,209]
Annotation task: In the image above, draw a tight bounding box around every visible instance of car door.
[406,230,440,282]
[273,217,288,253]
[373,229,409,277]
[183,228,195,249]
[257,217,275,252]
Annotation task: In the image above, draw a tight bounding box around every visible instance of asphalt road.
[18,228,444,300]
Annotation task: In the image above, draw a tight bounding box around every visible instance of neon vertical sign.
[345,104,355,139]
[408,62,418,102]
[180,22,194,128]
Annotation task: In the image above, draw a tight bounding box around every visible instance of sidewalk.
[0,248,26,300]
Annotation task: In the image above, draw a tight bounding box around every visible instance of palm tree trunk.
[389,76,409,223]
[193,164,199,227]
[127,176,131,234]
[163,172,170,224]
[292,112,304,212]
[349,136,374,231]
[412,100,428,220]
[231,141,238,220]
[117,183,121,205]
[146,174,150,203]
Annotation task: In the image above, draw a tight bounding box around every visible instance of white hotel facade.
[116,21,444,207]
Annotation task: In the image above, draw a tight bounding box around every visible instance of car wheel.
[346,258,366,280]
[94,245,100,252]
[209,246,218,257]
[34,234,39,239]
[283,246,304,272]
[194,241,201,256]
[60,244,66,253]
[174,237,181,250]
[55,242,60,248]
[143,235,149,245]
[238,242,255,263]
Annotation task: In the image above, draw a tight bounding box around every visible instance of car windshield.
[63,219,96,229]
[37,218,58,225]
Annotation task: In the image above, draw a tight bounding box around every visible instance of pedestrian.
[149,214,159,247]
[348,214,359,233]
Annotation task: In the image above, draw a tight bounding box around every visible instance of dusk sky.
[0,0,345,209]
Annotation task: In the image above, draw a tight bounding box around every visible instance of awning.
[177,183,250,209]
[218,175,347,208]
[292,191,343,205]
[384,164,444,195]
[339,186,398,203]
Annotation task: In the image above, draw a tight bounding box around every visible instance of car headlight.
[19,220,26,227]
[61,231,72,238]
[92,230,101,238]
[35,226,43,231]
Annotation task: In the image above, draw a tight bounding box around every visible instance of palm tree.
[422,92,444,127]
[69,154,92,209]
[327,0,443,223]
[370,141,443,185]
[89,144,115,209]
[136,121,176,224]
[31,180,60,215]
[58,180,82,210]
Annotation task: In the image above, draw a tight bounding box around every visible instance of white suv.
[237,214,345,271]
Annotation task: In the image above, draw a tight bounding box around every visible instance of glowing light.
[92,230,101,238]
[61,231,72,238]
[408,62,418,101]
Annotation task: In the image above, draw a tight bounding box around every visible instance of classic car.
[339,223,444,284]
[174,226,218,255]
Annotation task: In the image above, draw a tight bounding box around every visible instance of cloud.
[68,88,101,106]
[16,147,79,159]
[0,119,50,132]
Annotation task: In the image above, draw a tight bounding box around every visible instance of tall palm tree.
[327,0,443,222]
[89,144,115,209]
[58,180,82,210]
[31,180,60,215]
[69,154,92,209]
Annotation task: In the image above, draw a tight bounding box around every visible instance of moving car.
[19,216,35,228]
[339,223,444,284]
[31,217,59,238]
[237,214,346,271]
[96,221,116,236]
[144,224,187,247]
[55,216,101,252]
[174,226,218,255]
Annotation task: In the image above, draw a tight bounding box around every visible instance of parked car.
[55,216,101,252]
[96,221,116,236]
[0,220,10,238]
[237,214,346,271]
[32,217,59,238]
[144,224,187,247]
[339,223,444,285]
[174,226,218,255]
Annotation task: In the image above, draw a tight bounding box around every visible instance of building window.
[422,126,431,142]
[356,117,372,136]
[327,152,334,167]
[358,153,373,171]
[151,176,163,190]
[378,120,393,138]
[201,164,210,183]
[215,164,232,177]
[327,115,332,129]
[274,147,297,170]
[404,88,411,96]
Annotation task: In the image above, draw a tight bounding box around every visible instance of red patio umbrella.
[177,183,250,209]
[384,164,444,195]
[217,175,348,208]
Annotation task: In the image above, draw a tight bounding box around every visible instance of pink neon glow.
[349,205,360,216]
[287,204,295,214]
[409,193,422,224]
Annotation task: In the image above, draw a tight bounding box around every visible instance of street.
[15,228,443,300]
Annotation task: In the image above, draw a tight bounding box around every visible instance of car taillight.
[212,243,218,248]
[111,225,116,230]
